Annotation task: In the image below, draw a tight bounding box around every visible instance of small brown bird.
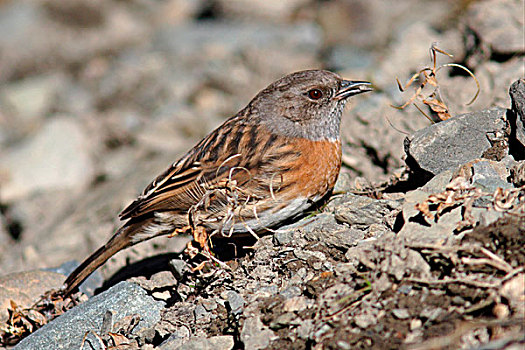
[63,70,372,295]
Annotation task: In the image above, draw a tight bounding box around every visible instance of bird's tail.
[62,219,154,296]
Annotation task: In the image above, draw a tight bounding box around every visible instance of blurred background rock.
[0,0,522,279]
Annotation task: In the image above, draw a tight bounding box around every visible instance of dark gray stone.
[303,220,364,250]
[280,212,364,250]
[334,196,401,228]
[273,230,293,246]
[405,107,508,176]
[509,79,525,154]
[471,160,514,193]
[15,282,164,350]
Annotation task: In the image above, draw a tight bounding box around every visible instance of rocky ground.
[0,0,524,349]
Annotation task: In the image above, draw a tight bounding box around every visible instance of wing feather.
[119,115,266,220]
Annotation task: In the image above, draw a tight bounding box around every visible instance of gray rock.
[467,0,524,55]
[0,270,64,323]
[149,271,178,289]
[398,189,429,223]
[397,285,413,295]
[194,304,208,320]
[334,194,401,228]
[509,79,525,153]
[337,340,353,350]
[375,21,464,90]
[201,299,218,311]
[420,307,443,321]
[159,335,234,350]
[296,319,314,339]
[170,259,190,280]
[354,311,377,328]
[240,316,275,350]
[0,117,94,201]
[319,283,354,315]
[375,272,393,293]
[58,82,95,116]
[333,172,354,193]
[405,107,508,176]
[154,22,321,58]
[158,326,191,349]
[278,212,364,250]
[282,296,310,312]
[471,208,505,227]
[471,160,514,193]
[420,170,453,193]
[15,282,164,350]
[392,308,410,319]
[397,189,463,243]
[404,249,431,278]
[313,323,332,341]
[0,74,64,122]
[341,91,430,184]
[293,249,326,263]
[176,336,234,350]
[279,285,302,299]
[0,209,14,260]
[301,213,365,250]
[270,312,297,329]
[469,332,525,350]
[221,290,245,315]
[273,229,293,246]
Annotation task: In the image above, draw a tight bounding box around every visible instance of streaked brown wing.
[118,113,291,221]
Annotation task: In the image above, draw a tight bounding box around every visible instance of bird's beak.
[334,80,373,100]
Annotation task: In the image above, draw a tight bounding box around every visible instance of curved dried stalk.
[438,63,480,105]
[392,44,481,121]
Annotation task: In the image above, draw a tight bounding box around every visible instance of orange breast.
[280,138,342,200]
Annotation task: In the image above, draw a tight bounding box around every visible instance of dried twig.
[406,277,500,289]
[393,43,480,122]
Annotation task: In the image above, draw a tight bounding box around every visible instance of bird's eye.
[307,89,323,100]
